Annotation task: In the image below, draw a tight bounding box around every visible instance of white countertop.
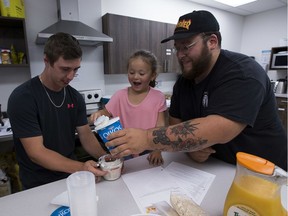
[0,118,13,143]
[0,152,236,216]
[0,152,287,216]
[275,93,288,98]
[0,118,12,137]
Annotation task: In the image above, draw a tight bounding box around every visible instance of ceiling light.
[214,0,257,7]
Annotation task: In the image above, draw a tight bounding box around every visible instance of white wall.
[241,7,287,59]
[241,7,287,81]
[0,0,286,111]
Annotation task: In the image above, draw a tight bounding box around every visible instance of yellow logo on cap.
[176,19,191,30]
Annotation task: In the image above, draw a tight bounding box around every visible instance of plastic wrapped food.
[170,191,208,216]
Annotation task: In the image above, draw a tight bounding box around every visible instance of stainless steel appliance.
[272,78,287,94]
[36,0,113,46]
[78,89,102,115]
[270,51,288,70]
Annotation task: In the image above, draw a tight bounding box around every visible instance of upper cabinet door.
[164,23,180,73]
[102,13,179,74]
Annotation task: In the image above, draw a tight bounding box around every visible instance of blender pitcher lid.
[236,152,275,175]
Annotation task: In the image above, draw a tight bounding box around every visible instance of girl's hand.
[89,112,102,125]
[147,150,163,166]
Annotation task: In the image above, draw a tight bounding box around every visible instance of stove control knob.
[87,94,92,99]
[94,94,99,99]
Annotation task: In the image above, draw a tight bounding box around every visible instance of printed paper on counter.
[122,162,215,213]
[165,162,216,204]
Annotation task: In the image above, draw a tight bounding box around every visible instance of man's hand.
[107,128,150,158]
[83,160,107,182]
[187,147,216,163]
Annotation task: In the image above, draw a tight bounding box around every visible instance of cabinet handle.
[280,100,288,103]
[163,60,168,73]
[278,108,286,111]
[166,60,169,72]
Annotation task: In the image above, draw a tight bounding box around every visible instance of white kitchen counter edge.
[275,93,288,98]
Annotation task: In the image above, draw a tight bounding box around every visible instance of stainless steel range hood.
[36,20,113,46]
[36,0,112,46]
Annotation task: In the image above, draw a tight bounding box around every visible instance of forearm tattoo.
[152,121,208,152]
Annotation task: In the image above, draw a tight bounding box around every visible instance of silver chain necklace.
[39,76,66,108]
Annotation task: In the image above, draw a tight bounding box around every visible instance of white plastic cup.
[95,117,123,151]
[98,154,124,180]
[66,171,97,216]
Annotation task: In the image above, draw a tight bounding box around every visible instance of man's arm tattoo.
[152,121,208,151]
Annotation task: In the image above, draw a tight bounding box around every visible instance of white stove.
[78,89,102,115]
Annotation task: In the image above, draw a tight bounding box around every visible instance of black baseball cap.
[161,10,220,43]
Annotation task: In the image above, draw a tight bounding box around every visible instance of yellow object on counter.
[223,175,287,216]
[0,0,25,18]
[223,152,288,216]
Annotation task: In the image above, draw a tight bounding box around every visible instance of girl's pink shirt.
[105,87,167,129]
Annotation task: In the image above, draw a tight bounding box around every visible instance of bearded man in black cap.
[106,10,287,171]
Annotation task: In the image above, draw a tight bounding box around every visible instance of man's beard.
[180,45,212,81]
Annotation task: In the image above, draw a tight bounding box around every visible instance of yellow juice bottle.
[223,152,287,216]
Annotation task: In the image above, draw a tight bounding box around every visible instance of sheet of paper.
[122,162,215,213]
[165,162,215,204]
[122,166,176,213]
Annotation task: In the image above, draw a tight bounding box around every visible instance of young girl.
[90,50,167,165]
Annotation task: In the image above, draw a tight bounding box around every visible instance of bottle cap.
[236,152,275,175]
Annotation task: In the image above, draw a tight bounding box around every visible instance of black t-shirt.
[170,50,287,170]
[7,76,87,189]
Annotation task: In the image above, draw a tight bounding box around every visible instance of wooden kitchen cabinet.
[276,96,287,133]
[0,16,29,67]
[102,13,180,74]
